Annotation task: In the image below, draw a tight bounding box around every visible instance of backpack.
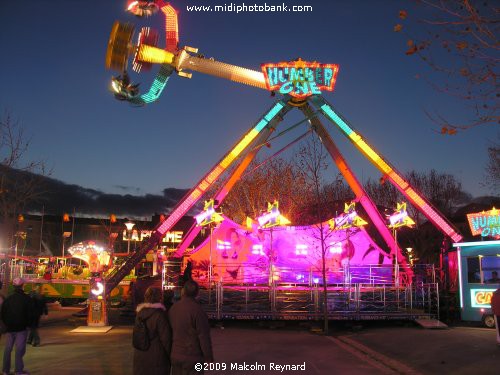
[132,315,151,351]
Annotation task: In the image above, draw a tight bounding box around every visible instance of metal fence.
[196,282,440,321]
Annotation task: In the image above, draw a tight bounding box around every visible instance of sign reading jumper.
[261,60,339,99]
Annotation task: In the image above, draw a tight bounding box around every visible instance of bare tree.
[365,169,469,264]
[295,135,337,335]
[395,1,498,132]
[406,169,470,217]
[222,156,307,224]
[0,111,48,256]
[484,139,500,193]
[363,177,400,211]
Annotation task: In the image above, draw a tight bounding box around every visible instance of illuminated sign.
[261,60,339,99]
[467,207,500,238]
[470,288,496,308]
[122,230,183,243]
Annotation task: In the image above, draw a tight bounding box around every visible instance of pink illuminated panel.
[188,216,393,284]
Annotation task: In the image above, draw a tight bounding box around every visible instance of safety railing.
[197,281,440,321]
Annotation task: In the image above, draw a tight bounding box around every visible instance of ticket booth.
[453,240,500,327]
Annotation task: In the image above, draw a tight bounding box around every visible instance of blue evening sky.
[1,0,497,198]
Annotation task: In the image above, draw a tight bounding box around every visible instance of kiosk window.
[467,257,481,283]
[482,256,500,283]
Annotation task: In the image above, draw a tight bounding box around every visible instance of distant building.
[1,213,202,257]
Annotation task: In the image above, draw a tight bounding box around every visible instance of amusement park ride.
[99,0,463,323]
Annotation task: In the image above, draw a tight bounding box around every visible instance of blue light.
[133,64,174,105]
[452,240,500,248]
[320,104,353,136]
[255,119,268,132]
[264,102,285,122]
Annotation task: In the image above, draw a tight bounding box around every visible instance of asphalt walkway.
[0,305,497,375]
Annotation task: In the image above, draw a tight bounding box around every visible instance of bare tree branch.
[397,0,499,132]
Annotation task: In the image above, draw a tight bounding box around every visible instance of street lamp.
[125,221,135,254]
[406,248,414,266]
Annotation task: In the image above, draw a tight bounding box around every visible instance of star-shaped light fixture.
[257,200,291,229]
[195,199,224,226]
[388,202,415,229]
[328,201,368,230]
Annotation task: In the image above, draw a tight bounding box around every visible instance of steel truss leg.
[172,105,291,257]
[310,96,462,244]
[300,103,410,275]
[105,99,292,292]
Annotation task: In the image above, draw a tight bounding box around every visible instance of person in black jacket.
[27,284,48,347]
[169,280,213,375]
[1,278,34,375]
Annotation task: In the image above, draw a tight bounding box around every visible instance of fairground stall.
[453,208,500,327]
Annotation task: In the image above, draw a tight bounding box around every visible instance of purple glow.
[188,216,392,284]
[216,239,231,250]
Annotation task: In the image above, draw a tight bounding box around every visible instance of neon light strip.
[452,240,500,248]
[316,98,462,243]
[156,101,286,236]
[161,4,178,52]
[457,247,464,308]
[132,64,173,105]
[172,117,284,258]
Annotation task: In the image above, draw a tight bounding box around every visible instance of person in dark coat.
[0,280,5,340]
[181,261,193,285]
[491,288,500,345]
[169,280,213,375]
[27,284,48,347]
[133,287,171,375]
[1,278,34,375]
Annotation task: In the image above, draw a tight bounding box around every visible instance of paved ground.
[339,322,500,375]
[0,305,498,375]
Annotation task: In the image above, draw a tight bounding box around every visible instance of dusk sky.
[1,0,497,202]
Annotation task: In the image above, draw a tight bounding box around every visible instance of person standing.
[491,287,500,345]
[1,278,34,375]
[169,280,213,375]
[27,284,48,347]
[133,287,171,375]
[0,281,5,340]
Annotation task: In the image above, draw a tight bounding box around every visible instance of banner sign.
[261,60,339,99]
[467,208,500,238]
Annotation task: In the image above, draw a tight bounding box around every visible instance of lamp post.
[256,201,290,288]
[387,202,415,288]
[62,231,72,258]
[195,199,224,285]
[125,221,135,254]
